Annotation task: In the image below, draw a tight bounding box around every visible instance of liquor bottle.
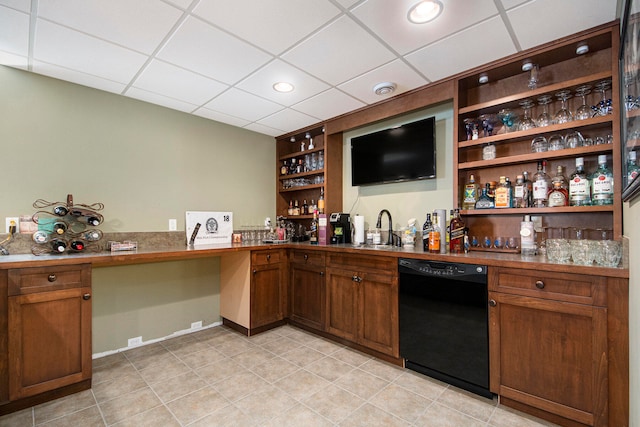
[569,157,591,206]
[318,187,325,214]
[288,200,294,216]
[296,159,303,174]
[449,208,465,254]
[293,200,300,215]
[591,155,614,205]
[495,176,512,208]
[445,209,452,248]
[281,160,288,175]
[475,183,495,209]
[520,215,537,256]
[522,171,533,207]
[548,166,569,207]
[289,158,297,174]
[627,150,639,183]
[302,199,309,215]
[310,199,317,214]
[513,175,525,208]
[428,212,441,253]
[51,238,67,253]
[310,211,318,245]
[422,213,432,251]
[533,160,551,207]
[462,174,479,210]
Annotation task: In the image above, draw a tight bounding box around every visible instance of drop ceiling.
[0,0,619,137]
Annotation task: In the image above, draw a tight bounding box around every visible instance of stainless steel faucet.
[376,209,393,246]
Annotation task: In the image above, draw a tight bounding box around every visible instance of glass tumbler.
[593,229,622,267]
[545,227,571,263]
[568,227,591,265]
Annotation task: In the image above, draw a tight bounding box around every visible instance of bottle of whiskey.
[569,157,591,206]
[548,165,569,207]
[428,212,441,253]
[293,200,300,215]
[449,208,465,254]
[288,200,294,216]
[495,176,512,208]
[522,171,533,207]
[462,174,479,210]
[591,155,614,205]
[318,187,325,214]
[422,213,432,252]
[281,160,288,175]
[533,160,551,207]
[310,211,318,245]
[302,199,309,215]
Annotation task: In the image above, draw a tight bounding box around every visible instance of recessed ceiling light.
[479,73,489,84]
[522,60,534,71]
[373,82,397,96]
[407,1,443,24]
[576,42,589,55]
[273,82,294,93]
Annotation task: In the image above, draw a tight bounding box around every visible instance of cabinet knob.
[47,274,57,282]
[319,271,324,276]
[535,280,545,289]
[489,299,497,307]
[253,269,257,274]
[83,293,91,300]
[266,254,271,261]
[352,275,362,283]
[304,254,309,261]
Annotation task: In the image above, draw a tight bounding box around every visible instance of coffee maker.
[329,213,351,244]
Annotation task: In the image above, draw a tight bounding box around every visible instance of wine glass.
[518,99,536,131]
[478,114,499,137]
[574,85,592,120]
[498,109,518,133]
[592,79,612,117]
[536,95,553,127]
[553,90,573,124]
[624,72,639,111]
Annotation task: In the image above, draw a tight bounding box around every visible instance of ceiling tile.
[293,88,365,120]
[334,0,361,9]
[0,5,29,57]
[507,0,617,50]
[32,60,127,94]
[0,52,27,68]
[352,0,498,55]
[125,86,198,113]
[132,59,228,105]
[281,15,396,85]
[0,0,29,12]
[257,108,319,132]
[157,16,272,84]
[163,0,192,10]
[204,88,283,122]
[193,107,252,128]
[236,59,329,106]
[497,0,530,10]
[338,59,428,103]
[244,122,284,137]
[406,16,517,82]
[33,19,148,83]
[37,0,183,55]
[193,0,341,55]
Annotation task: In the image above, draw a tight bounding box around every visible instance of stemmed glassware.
[518,99,536,131]
[478,114,499,137]
[463,118,479,140]
[498,109,518,133]
[624,73,639,111]
[574,85,592,120]
[592,79,612,116]
[536,95,553,127]
[553,90,573,124]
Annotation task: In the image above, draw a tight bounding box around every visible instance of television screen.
[350,116,436,186]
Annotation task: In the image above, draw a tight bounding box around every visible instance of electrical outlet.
[169,219,177,231]
[127,336,143,347]
[191,321,203,330]
[5,217,19,233]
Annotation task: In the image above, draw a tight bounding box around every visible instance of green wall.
[0,65,275,353]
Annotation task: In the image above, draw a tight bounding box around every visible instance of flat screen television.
[350,116,436,186]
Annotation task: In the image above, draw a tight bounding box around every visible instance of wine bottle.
[51,239,67,253]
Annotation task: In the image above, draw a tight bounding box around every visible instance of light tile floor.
[0,324,559,426]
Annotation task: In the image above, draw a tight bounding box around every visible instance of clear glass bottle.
[422,213,432,252]
[495,176,513,208]
[317,187,325,214]
[482,142,496,160]
[513,175,525,208]
[627,150,639,184]
[569,157,591,206]
[281,160,288,175]
[462,174,479,210]
[548,166,569,207]
[448,208,466,254]
[475,183,495,209]
[591,155,614,205]
[428,212,441,253]
[533,160,551,207]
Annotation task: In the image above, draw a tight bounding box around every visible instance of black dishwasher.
[398,258,491,398]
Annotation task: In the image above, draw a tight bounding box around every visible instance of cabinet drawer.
[489,267,606,306]
[290,250,325,266]
[8,264,91,296]
[327,253,396,274]
[251,250,283,266]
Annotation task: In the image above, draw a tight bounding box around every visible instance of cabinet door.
[251,263,284,328]
[325,267,358,342]
[290,263,325,331]
[358,271,399,357]
[8,287,92,400]
[489,292,608,426]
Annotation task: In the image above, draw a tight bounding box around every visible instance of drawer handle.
[304,254,309,261]
[535,280,545,289]
[352,275,362,283]
[83,293,91,301]
[266,254,271,261]
[319,271,324,276]
[48,274,57,282]
[489,299,497,307]
[253,269,257,274]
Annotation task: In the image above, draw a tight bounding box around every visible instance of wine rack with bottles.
[275,124,343,227]
[453,23,622,239]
